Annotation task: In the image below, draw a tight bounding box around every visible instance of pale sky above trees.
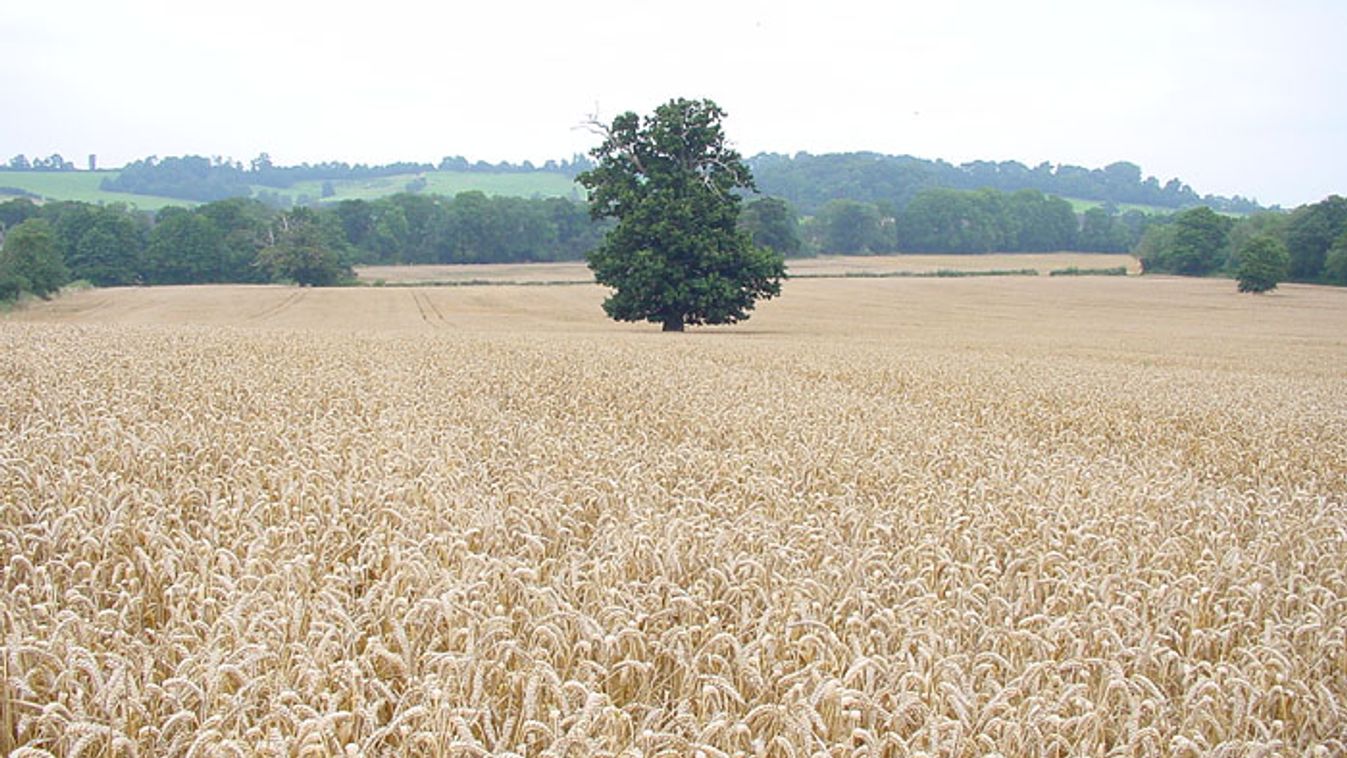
[2,0,1342,207]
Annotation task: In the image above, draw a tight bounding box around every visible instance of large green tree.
[1322,230,1347,285]
[1077,207,1132,252]
[579,98,784,332]
[1139,206,1232,275]
[1226,212,1289,271]
[0,218,68,298]
[40,202,145,286]
[1169,206,1232,275]
[1006,189,1077,251]
[1284,195,1347,281]
[144,210,228,284]
[739,197,804,258]
[255,208,353,286]
[813,199,888,254]
[895,188,1003,253]
[0,198,40,231]
[196,197,273,282]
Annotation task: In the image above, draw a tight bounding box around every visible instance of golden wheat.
[2,275,1345,755]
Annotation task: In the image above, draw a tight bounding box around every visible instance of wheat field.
[3,272,1346,755]
[354,253,1139,285]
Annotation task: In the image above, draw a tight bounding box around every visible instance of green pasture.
[264,171,585,204]
[0,171,189,211]
[0,169,585,210]
[1062,197,1172,215]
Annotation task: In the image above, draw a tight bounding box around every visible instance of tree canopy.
[1284,195,1347,281]
[1138,206,1233,275]
[747,153,1262,215]
[811,200,888,254]
[255,208,354,286]
[738,197,805,258]
[0,218,68,298]
[579,98,784,331]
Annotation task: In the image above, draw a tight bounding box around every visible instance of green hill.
[267,171,584,204]
[0,171,187,210]
[1062,197,1174,215]
[0,170,585,211]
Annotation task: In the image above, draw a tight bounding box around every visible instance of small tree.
[1236,234,1290,293]
[579,98,784,331]
[0,218,68,299]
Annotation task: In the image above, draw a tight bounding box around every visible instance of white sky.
[2,0,1343,207]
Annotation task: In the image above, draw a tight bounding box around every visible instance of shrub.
[1236,234,1290,293]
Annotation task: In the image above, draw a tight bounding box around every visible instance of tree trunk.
[662,314,684,332]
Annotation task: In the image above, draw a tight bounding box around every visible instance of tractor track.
[411,290,451,328]
[247,290,305,322]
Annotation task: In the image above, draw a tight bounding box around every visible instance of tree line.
[1135,196,1347,285]
[738,188,1160,257]
[747,153,1263,215]
[737,188,1347,289]
[7,150,1258,215]
[4,154,78,172]
[0,192,608,300]
[4,180,1344,304]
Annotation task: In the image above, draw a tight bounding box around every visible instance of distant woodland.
[2,151,1345,300]
[749,153,1263,214]
[3,150,1260,212]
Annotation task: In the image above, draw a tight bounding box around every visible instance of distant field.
[788,251,1140,276]
[266,170,585,203]
[355,252,1140,284]
[0,169,585,209]
[1063,196,1174,215]
[358,261,595,284]
[0,171,187,210]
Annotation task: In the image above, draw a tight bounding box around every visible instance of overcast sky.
[3,0,1343,207]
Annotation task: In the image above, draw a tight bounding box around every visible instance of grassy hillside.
[270,171,584,203]
[1062,196,1173,215]
[0,169,584,210]
[0,171,187,210]
[4,170,1187,218]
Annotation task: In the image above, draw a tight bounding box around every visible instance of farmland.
[281,171,582,204]
[0,169,583,210]
[353,253,1141,285]
[0,172,186,211]
[2,271,1346,755]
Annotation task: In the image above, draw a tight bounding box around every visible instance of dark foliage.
[580,98,785,331]
[0,218,69,298]
[1284,196,1347,281]
[102,156,253,202]
[1236,235,1290,293]
[748,153,1260,215]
